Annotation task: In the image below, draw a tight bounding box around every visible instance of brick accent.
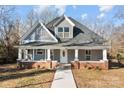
[71,61,109,70]
[18,61,58,69]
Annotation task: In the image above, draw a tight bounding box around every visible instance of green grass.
[72,68,124,88]
[0,64,55,88]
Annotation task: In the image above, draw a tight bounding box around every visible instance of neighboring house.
[16,15,110,69]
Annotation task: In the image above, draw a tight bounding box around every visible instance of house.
[16,15,110,69]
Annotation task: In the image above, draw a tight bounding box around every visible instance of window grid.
[85,50,91,60]
[58,27,69,38]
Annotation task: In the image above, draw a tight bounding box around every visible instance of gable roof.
[20,15,105,46]
[53,15,75,27]
[20,21,58,42]
[46,15,105,45]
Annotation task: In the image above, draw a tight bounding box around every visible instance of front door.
[60,49,68,63]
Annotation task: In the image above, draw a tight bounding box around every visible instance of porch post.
[25,49,28,59]
[47,49,51,60]
[32,49,34,60]
[18,48,22,59]
[75,49,79,61]
[103,49,107,61]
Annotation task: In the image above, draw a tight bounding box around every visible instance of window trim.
[85,50,91,61]
[64,27,69,32]
[58,27,63,32]
[57,27,70,38]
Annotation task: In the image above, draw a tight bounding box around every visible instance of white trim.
[18,49,22,59]
[22,40,58,43]
[75,49,79,61]
[64,15,75,27]
[40,22,58,42]
[103,49,108,61]
[15,45,111,50]
[47,49,51,60]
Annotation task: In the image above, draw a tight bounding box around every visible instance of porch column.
[75,49,79,61]
[103,49,107,61]
[25,49,28,59]
[47,49,51,60]
[18,48,22,59]
[32,49,35,60]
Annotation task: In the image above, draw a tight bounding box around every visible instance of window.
[36,49,43,55]
[58,27,63,38]
[85,50,91,60]
[64,27,69,38]
[58,27,63,32]
[58,27,69,38]
[64,27,69,32]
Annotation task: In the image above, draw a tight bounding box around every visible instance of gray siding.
[78,49,102,61]
[27,49,46,60]
[55,19,74,38]
[68,49,75,62]
[91,50,103,61]
[79,50,85,61]
[53,49,60,62]
[34,49,45,60]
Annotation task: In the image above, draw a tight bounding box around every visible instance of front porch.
[17,46,109,69]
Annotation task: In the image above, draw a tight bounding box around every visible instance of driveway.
[51,64,76,88]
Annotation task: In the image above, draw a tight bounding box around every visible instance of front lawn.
[0,64,55,88]
[72,68,124,88]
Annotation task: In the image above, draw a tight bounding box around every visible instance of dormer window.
[58,27,69,38]
[64,27,69,38]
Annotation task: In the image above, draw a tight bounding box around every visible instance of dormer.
[54,15,75,39]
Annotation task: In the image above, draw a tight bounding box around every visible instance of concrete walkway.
[51,64,76,88]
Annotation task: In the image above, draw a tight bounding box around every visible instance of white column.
[32,49,34,60]
[45,49,46,61]
[18,48,22,59]
[47,49,51,60]
[103,49,107,61]
[25,49,28,59]
[75,49,79,61]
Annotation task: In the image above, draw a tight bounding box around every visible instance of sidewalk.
[51,64,76,88]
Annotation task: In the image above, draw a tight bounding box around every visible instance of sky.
[14,5,123,25]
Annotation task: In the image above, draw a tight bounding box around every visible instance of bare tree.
[36,7,58,24]
[26,9,38,29]
[22,6,59,38]
[81,18,114,40]
[110,24,124,57]
[109,6,124,58]
[0,6,20,63]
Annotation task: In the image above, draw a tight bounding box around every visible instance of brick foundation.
[17,61,58,69]
[71,61,109,70]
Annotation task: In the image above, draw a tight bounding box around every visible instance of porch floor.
[51,64,76,88]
